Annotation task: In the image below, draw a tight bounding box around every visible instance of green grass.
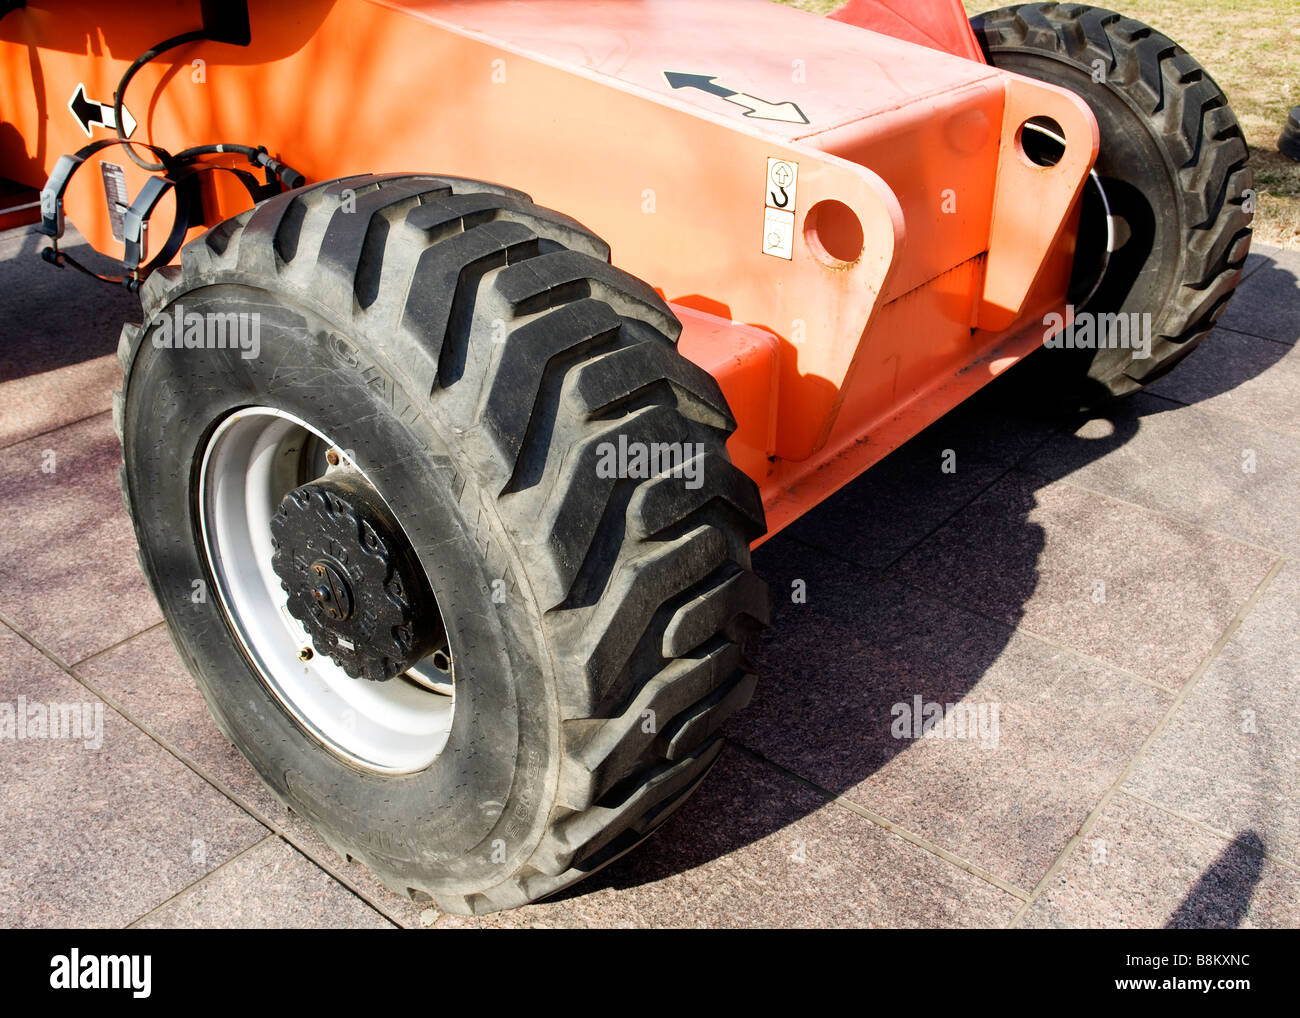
[775,0,1300,248]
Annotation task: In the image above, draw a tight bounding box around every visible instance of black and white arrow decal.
[663,72,808,125]
[68,83,137,138]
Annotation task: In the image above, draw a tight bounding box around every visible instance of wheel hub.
[307,558,354,621]
[269,473,440,681]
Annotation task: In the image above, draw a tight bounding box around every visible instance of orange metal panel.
[804,79,1003,305]
[674,304,779,485]
[978,74,1098,330]
[760,293,1050,542]
[394,0,1000,145]
[0,0,1096,541]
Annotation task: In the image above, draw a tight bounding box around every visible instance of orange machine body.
[0,0,1099,542]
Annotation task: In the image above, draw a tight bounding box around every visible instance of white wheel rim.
[197,407,454,774]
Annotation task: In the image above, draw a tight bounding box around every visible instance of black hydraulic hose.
[173,144,306,188]
[111,34,307,189]
[114,29,209,171]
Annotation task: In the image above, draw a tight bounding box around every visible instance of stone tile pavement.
[1,224,1297,928]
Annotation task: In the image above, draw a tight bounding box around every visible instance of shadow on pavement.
[1165,830,1267,929]
[565,248,1298,910]
[0,226,142,381]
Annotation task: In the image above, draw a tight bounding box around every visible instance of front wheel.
[972,3,1254,400]
[114,174,769,915]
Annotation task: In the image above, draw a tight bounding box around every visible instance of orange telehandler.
[0,0,1253,913]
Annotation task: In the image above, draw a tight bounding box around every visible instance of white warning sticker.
[766,158,798,211]
[763,208,795,260]
[763,158,798,259]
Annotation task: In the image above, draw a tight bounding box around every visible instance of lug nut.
[299,647,314,661]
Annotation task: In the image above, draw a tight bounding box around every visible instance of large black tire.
[972,3,1254,399]
[114,173,769,914]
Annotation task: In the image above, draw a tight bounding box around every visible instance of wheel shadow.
[557,250,1297,915]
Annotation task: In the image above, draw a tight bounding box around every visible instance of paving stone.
[0,413,161,664]
[1216,246,1300,345]
[134,838,395,929]
[438,748,1019,928]
[1239,247,1271,281]
[73,625,432,928]
[0,226,140,447]
[890,471,1276,688]
[1148,328,1300,435]
[1021,793,1300,928]
[0,226,140,364]
[739,538,1170,890]
[780,446,1007,571]
[1024,394,1300,555]
[1125,561,1300,867]
[0,354,120,450]
[0,623,267,928]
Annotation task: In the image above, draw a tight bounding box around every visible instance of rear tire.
[115,173,770,915]
[972,3,1254,400]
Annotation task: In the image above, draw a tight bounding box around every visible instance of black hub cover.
[269,473,440,681]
